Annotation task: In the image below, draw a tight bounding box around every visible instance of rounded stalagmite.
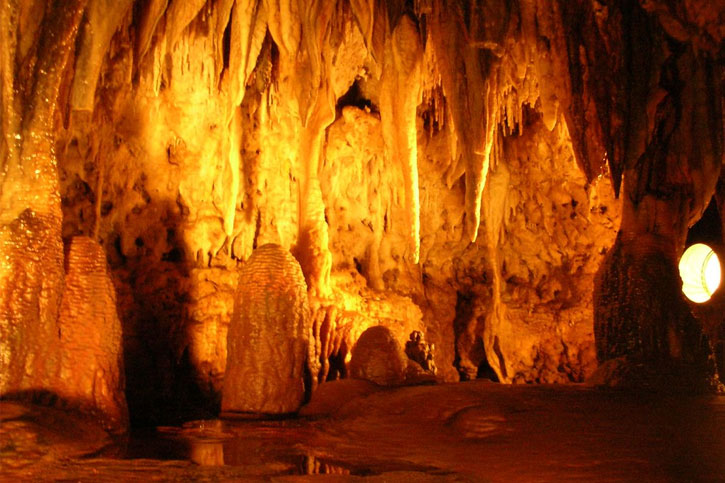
[222,244,312,415]
[349,325,408,386]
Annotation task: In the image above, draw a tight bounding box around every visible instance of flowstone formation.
[221,244,314,415]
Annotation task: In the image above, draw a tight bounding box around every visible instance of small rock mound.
[349,326,407,386]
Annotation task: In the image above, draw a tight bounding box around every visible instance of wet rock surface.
[0,212,65,396]
[2,383,724,481]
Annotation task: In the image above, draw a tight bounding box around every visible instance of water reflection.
[140,420,367,475]
[189,440,224,466]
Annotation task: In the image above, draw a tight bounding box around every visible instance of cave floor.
[2,381,724,481]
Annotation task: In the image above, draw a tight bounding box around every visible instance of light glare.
[679,243,721,303]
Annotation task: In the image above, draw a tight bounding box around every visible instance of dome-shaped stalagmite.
[222,244,314,415]
[349,325,408,386]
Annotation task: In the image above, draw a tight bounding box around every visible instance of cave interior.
[0,0,724,480]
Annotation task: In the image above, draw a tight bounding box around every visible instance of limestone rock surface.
[57,236,128,429]
[221,244,312,415]
[349,325,408,387]
[0,212,65,397]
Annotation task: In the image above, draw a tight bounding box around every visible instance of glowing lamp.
[678,243,721,303]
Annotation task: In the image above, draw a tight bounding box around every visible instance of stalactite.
[213,0,236,83]
[428,2,494,243]
[224,106,242,237]
[380,14,423,263]
[135,0,168,64]
[164,0,207,50]
[0,1,19,179]
[229,0,266,108]
[262,0,300,58]
[70,0,133,113]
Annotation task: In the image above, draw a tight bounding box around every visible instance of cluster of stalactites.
[64,0,600,271]
[420,0,605,244]
[58,0,724,291]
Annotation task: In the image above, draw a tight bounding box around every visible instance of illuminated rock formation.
[0,0,87,399]
[590,1,724,391]
[221,244,313,415]
[349,325,408,386]
[1,0,724,429]
[0,211,65,396]
[57,236,127,429]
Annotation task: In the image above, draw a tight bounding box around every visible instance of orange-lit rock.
[0,211,65,396]
[222,244,313,415]
[57,236,127,429]
[349,325,408,387]
[0,0,86,403]
[2,0,724,433]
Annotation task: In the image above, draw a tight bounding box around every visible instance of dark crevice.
[336,80,377,113]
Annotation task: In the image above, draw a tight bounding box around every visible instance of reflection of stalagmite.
[222,244,313,414]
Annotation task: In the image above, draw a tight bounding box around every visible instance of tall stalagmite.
[222,244,314,414]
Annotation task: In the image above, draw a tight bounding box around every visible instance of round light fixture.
[678,243,721,303]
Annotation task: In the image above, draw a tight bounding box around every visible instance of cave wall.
[1,0,723,423]
[54,0,626,414]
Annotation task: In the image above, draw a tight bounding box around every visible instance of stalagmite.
[57,237,128,430]
[222,244,313,415]
[349,325,407,386]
